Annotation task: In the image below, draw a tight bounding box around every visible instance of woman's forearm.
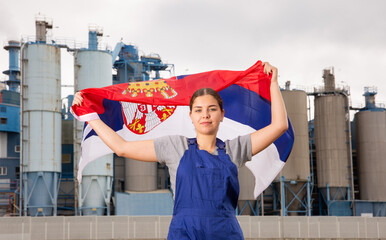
[250,63,289,155]
[88,119,127,156]
[87,119,157,161]
[270,80,288,133]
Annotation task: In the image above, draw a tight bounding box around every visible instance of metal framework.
[236,198,262,216]
[272,176,312,216]
[23,172,61,216]
[78,176,113,216]
[318,184,351,215]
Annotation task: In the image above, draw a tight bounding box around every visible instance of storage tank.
[314,70,351,200]
[125,159,157,191]
[275,87,310,215]
[21,41,61,216]
[74,27,113,215]
[355,88,386,201]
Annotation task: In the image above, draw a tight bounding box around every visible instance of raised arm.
[73,92,158,162]
[250,62,288,156]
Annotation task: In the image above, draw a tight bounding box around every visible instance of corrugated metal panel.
[355,110,386,201]
[0,132,6,158]
[0,104,20,133]
[115,191,173,215]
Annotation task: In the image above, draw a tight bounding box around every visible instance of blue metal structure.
[361,87,385,112]
[318,183,351,215]
[236,200,261,216]
[2,41,21,92]
[115,191,173,215]
[355,201,386,217]
[0,41,21,216]
[270,177,312,216]
[113,44,174,84]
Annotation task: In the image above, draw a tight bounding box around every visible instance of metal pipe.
[339,91,355,202]
[307,176,311,216]
[19,41,27,216]
[281,176,285,216]
[261,192,264,216]
[308,95,314,186]
[73,50,79,215]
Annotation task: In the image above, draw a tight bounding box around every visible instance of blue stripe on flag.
[219,84,294,162]
[84,99,124,141]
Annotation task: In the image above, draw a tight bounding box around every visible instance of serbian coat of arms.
[120,80,178,135]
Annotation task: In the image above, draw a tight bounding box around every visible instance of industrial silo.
[275,86,311,215]
[314,69,352,203]
[355,88,386,201]
[21,18,61,216]
[74,26,113,215]
[125,159,157,191]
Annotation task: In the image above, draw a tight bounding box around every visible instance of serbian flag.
[71,61,294,198]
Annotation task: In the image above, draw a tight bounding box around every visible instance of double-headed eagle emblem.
[121,80,178,134]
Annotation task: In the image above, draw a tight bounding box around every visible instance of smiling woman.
[72,62,288,239]
[189,89,225,149]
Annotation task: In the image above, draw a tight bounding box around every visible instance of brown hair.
[189,88,224,112]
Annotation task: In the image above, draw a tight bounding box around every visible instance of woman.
[73,62,288,239]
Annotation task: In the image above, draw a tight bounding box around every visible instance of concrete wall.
[0,216,386,239]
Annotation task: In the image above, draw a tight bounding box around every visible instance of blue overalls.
[167,138,244,239]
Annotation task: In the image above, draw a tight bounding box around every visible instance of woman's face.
[189,94,224,136]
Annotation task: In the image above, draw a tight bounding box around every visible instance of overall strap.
[188,138,227,155]
[216,138,227,155]
[187,138,197,150]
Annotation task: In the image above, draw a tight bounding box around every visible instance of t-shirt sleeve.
[153,135,188,165]
[225,134,252,168]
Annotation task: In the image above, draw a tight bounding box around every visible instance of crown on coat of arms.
[122,80,178,99]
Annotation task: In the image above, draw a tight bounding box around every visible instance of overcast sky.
[1,0,385,111]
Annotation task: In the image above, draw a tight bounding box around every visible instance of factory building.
[1,16,386,221]
[0,40,21,216]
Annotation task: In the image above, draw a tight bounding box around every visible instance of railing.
[313,84,350,95]
[20,35,112,51]
[0,180,20,216]
[352,102,386,110]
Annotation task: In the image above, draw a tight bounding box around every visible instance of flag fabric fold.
[71,60,294,198]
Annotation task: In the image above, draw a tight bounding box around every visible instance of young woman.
[73,62,288,239]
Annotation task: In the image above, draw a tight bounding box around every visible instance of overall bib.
[167,138,244,239]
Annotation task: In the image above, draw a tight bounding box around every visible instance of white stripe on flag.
[78,105,284,198]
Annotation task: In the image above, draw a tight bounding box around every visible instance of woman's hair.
[189,88,224,112]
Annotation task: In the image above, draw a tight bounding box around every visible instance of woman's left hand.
[263,62,278,83]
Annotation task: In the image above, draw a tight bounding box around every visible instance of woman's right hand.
[72,92,84,106]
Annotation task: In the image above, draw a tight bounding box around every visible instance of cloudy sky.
[1,0,385,111]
